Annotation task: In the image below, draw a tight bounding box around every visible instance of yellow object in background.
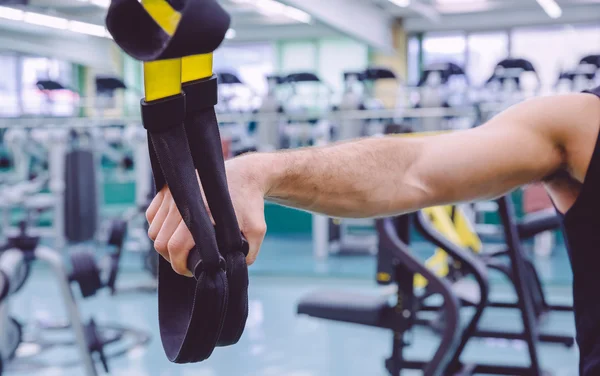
[413,205,482,288]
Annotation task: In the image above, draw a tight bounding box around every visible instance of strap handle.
[182,77,247,256]
[141,93,222,275]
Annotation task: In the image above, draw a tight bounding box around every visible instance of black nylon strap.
[182,77,246,255]
[142,93,221,274]
[142,93,228,363]
[107,0,246,364]
[183,78,249,347]
[106,0,231,61]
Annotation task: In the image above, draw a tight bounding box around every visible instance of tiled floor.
[4,266,577,376]
[252,235,574,286]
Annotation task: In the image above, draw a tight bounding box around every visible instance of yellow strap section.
[182,54,214,83]
[141,0,182,101]
[141,0,180,36]
[140,1,214,100]
[144,60,182,101]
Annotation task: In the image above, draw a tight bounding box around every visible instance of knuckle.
[252,221,267,236]
[153,239,168,254]
[167,237,186,254]
[147,227,158,241]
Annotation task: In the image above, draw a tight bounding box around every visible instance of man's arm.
[260,94,596,218]
[147,93,599,272]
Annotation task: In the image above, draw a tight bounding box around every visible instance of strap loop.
[142,93,222,274]
[106,0,231,61]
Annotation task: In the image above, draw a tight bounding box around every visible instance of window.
[511,24,600,92]
[215,43,275,96]
[21,57,76,116]
[407,36,421,85]
[0,53,19,117]
[467,32,509,86]
[422,32,467,68]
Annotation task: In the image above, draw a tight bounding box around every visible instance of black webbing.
[182,78,246,256]
[183,78,249,346]
[141,92,228,363]
[108,0,247,363]
[141,94,220,273]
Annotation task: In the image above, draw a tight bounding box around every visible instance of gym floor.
[5,237,577,376]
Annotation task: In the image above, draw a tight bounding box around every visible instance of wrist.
[240,152,284,198]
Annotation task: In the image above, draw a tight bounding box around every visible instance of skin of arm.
[146,93,600,275]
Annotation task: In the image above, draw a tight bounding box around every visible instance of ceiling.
[0,0,597,65]
[13,0,600,33]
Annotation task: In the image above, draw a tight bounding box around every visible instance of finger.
[243,219,267,266]
[154,204,183,259]
[146,189,165,224]
[159,250,171,263]
[168,221,195,277]
[148,196,171,241]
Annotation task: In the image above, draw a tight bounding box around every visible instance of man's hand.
[146,155,268,276]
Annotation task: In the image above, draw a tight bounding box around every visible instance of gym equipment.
[485,58,540,103]
[300,214,465,376]
[0,127,69,248]
[413,205,572,347]
[95,76,128,118]
[107,0,249,363]
[473,208,574,347]
[68,219,129,298]
[336,67,398,140]
[299,195,560,375]
[279,72,333,149]
[0,222,98,375]
[214,71,257,155]
[556,55,600,93]
[255,75,286,151]
[35,79,80,117]
[415,62,469,131]
[0,220,147,375]
[64,146,98,244]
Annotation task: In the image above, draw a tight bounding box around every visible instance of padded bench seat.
[518,209,560,240]
[297,290,390,328]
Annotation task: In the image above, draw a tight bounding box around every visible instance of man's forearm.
[252,137,429,218]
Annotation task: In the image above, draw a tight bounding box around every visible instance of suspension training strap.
[106,0,248,363]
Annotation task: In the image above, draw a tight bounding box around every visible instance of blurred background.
[0,0,598,375]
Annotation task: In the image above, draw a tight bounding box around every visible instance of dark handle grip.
[148,124,221,275]
[183,101,245,256]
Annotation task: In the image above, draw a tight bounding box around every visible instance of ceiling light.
[24,12,68,30]
[225,28,236,39]
[232,0,311,23]
[89,0,110,8]
[69,20,108,37]
[76,0,109,9]
[536,0,562,18]
[388,0,410,7]
[0,5,110,38]
[436,0,486,3]
[256,0,286,15]
[0,5,24,21]
[282,6,312,23]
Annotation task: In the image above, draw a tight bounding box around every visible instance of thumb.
[242,213,267,266]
